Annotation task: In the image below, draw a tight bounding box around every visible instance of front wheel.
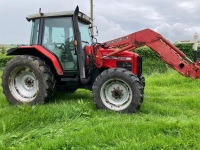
[1,55,56,105]
[92,68,144,113]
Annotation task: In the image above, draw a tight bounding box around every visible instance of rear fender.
[7,45,64,75]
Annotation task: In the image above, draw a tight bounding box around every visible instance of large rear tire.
[1,55,56,105]
[92,68,143,113]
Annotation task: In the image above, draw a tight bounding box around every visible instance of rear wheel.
[2,55,56,105]
[92,68,143,113]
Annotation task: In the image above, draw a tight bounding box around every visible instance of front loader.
[2,6,200,113]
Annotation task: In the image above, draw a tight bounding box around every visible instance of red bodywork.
[99,49,139,75]
[85,46,139,75]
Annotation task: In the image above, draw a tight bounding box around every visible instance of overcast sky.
[0,0,200,44]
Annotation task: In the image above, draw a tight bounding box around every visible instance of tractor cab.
[27,7,93,71]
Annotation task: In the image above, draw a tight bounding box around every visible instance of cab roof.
[26,10,92,24]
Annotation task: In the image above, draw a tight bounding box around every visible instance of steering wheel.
[54,43,65,50]
[58,43,74,62]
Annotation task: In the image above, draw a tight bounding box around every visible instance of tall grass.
[0,70,200,150]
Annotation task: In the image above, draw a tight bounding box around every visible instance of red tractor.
[2,7,200,113]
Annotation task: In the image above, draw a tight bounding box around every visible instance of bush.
[0,55,13,68]
[175,43,200,61]
[134,43,198,75]
[1,46,6,54]
[134,46,168,75]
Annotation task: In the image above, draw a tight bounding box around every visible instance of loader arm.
[102,28,200,79]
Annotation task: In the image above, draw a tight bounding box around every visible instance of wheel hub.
[111,87,123,99]
[24,76,35,90]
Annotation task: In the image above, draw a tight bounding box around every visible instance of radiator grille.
[116,62,132,71]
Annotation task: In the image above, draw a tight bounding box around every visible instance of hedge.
[0,55,13,68]
[0,46,6,54]
[175,43,200,61]
[134,43,200,75]
[134,47,168,75]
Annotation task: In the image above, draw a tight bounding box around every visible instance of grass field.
[0,70,200,150]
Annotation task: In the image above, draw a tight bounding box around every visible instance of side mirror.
[94,26,99,36]
[89,26,98,43]
[89,26,99,37]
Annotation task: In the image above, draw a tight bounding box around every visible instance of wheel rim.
[100,78,132,111]
[9,66,39,102]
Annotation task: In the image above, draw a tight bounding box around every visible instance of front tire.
[2,55,56,105]
[92,68,143,113]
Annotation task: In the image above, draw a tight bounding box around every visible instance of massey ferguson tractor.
[2,7,200,113]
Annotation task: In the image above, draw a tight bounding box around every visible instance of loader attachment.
[103,29,200,79]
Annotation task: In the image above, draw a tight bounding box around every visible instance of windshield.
[42,17,74,46]
[78,21,93,46]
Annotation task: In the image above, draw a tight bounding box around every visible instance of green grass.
[0,70,200,150]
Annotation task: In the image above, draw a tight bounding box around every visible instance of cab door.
[42,17,77,71]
